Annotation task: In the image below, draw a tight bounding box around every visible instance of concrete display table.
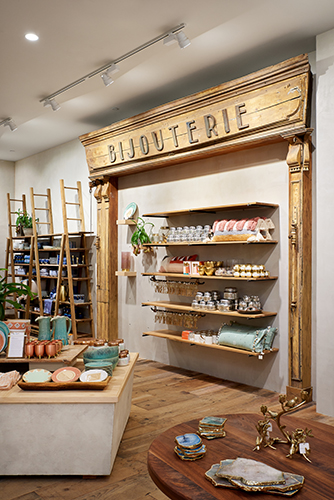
[0,352,138,475]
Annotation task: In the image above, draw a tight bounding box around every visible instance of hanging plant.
[131,217,154,256]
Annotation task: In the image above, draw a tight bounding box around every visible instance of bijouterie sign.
[80,55,310,179]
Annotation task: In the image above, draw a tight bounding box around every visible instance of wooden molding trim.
[80,54,311,180]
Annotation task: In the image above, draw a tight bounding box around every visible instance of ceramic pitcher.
[51,316,71,346]
[36,316,55,341]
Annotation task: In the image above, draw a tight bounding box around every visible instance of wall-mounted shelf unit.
[142,200,279,356]
[143,330,279,358]
[116,219,137,226]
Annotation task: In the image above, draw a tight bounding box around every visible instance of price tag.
[299,442,310,454]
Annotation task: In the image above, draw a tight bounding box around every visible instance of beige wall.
[118,142,289,393]
[316,29,334,417]
[0,160,15,270]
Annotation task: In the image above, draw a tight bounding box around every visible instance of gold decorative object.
[254,390,313,462]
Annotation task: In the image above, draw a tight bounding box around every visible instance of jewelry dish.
[51,367,81,383]
[123,202,137,220]
[22,369,52,383]
[80,369,108,382]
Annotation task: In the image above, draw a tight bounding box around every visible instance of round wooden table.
[147,413,334,499]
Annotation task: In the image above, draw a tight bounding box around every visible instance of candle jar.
[121,252,131,271]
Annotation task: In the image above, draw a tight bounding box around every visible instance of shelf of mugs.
[142,329,278,357]
[142,300,277,319]
[142,272,277,281]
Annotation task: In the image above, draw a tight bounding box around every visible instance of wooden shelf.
[116,219,137,225]
[143,202,278,218]
[143,329,278,357]
[115,271,137,277]
[142,300,277,319]
[142,240,278,247]
[142,272,278,281]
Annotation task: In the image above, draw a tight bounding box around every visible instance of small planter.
[23,227,33,236]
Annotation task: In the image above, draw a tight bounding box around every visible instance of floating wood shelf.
[116,219,137,225]
[142,300,277,319]
[142,240,278,247]
[143,202,278,218]
[115,271,137,277]
[143,329,278,357]
[142,272,278,281]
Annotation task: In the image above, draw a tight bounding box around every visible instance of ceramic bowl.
[83,345,119,360]
[84,360,113,376]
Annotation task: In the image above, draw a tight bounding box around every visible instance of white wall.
[315,29,334,416]
[0,160,15,270]
[118,142,289,393]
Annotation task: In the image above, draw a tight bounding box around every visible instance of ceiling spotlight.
[101,64,119,87]
[163,33,177,46]
[175,31,191,49]
[1,118,17,132]
[44,98,60,111]
[25,33,39,41]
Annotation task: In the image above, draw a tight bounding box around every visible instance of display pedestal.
[0,353,138,475]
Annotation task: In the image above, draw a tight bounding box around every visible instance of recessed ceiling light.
[25,33,39,41]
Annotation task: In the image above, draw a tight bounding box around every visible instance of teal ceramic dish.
[84,361,113,376]
[0,321,10,353]
[83,354,119,368]
[83,345,119,360]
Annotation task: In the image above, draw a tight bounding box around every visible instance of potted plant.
[15,209,38,236]
[131,217,154,255]
[0,268,35,321]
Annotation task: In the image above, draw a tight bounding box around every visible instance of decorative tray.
[17,376,111,391]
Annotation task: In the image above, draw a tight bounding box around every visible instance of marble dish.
[175,433,202,449]
[199,416,227,427]
[205,463,303,495]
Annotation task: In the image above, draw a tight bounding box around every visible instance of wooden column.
[93,179,118,340]
[285,131,313,401]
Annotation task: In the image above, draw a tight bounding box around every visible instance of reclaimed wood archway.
[80,54,312,401]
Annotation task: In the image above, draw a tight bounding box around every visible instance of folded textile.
[0,371,21,390]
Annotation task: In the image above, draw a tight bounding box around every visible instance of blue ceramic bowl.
[84,360,114,376]
[83,346,119,360]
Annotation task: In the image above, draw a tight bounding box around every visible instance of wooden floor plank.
[0,359,333,500]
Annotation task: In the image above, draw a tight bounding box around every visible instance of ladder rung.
[33,194,48,197]
[65,202,80,206]
[36,222,50,225]
[10,199,24,202]
[67,218,81,221]
[64,186,79,190]
[34,207,49,211]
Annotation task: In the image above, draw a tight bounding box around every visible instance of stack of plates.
[84,360,113,376]
[198,416,227,439]
[205,458,304,496]
[174,433,206,461]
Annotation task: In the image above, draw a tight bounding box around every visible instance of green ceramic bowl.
[83,345,119,360]
[83,354,119,369]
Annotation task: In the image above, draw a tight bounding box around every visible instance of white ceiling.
[1,0,334,162]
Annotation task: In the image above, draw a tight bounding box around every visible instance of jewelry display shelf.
[142,300,277,319]
[143,202,278,218]
[142,272,278,281]
[143,329,278,357]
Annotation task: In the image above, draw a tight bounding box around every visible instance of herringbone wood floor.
[1,359,333,500]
